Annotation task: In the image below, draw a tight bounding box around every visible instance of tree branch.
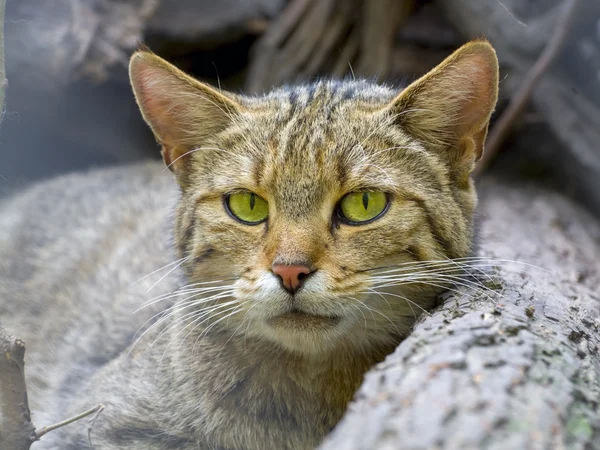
[473,0,580,177]
[0,323,36,450]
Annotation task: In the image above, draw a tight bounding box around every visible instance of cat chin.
[252,314,357,355]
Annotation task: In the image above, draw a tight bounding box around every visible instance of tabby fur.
[0,40,498,449]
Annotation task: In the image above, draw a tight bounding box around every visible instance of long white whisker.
[348,296,401,336]
[346,297,369,330]
[192,306,245,352]
[127,291,234,358]
[135,285,234,312]
[145,256,190,293]
[131,257,188,286]
[371,273,498,299]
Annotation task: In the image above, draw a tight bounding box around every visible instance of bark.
[320,176,600,450]
[0,324,36,450]
[436,0,600,215]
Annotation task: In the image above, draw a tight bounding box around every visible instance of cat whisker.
[135,284,234,312]
[127,291,235,358]
[361,256,547,274]
[346,296,369,330]
[191,305,245,352]
[164,146,244,171]
[155,300,241,369]
[347,296,401,337]
[131,256,189,286]
[366,288,431,318]
[149,299,240,365]
[369,257,496,281]
[371,272,498,299]
[219,302,258,354]
[374,279,481,302]
[145,256,191,293]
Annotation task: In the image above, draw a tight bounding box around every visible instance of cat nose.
[272,264,313,293]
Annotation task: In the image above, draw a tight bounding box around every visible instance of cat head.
[129,41,498,354]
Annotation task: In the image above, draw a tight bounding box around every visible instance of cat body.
[0,163,391,450]
[0,41,498,449]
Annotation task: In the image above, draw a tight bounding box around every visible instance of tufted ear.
[390,40,499,178]
[129,50,242,173]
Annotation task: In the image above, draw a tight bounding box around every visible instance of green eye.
[339,191,388,224]
[226,191,269,224]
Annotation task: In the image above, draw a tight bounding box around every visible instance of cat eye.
[225,191,269,225]
[338,191,389,225]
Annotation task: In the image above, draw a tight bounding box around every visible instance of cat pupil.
[362,192,369,210]
[250,193,256,210]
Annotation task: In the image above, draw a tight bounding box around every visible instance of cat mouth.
[267,309,341,328]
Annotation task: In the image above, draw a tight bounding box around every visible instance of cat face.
[130,42,498,354]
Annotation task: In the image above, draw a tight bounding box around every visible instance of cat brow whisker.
[164,146,245,171]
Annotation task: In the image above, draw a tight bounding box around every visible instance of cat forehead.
[257,80,397,111]
[188,81,417,216]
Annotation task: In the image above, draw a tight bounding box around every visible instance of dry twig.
[0,322,105,449]
[35,404,105,441]
[245,0,414,93]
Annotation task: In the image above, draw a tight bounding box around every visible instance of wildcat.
[0,40,498,449]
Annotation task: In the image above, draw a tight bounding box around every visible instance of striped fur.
[1,41,498,449]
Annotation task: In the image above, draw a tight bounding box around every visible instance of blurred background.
[1,0,599,217]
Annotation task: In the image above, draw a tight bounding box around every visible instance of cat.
[0,40,498,449]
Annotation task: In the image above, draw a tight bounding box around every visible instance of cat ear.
[129,51,242,172]
[390,40,499,176]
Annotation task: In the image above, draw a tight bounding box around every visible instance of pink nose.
[272,264,312,293]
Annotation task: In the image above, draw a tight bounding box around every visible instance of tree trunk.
[320,176,600,450]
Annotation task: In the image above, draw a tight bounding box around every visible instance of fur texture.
[0,41,498,449]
